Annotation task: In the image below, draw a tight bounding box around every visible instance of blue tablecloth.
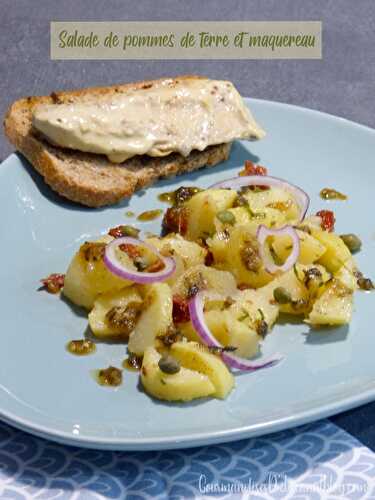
[1,419,374,499]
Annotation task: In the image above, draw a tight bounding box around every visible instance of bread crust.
[4,76,231,207]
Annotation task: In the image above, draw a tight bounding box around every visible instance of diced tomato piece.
[144,259,165,273]
[239,160,268,177]
[40,273,65,294]
[163,207,188,235]
[172,295,190,323]
[108,226,125,238]
[316,210,336,232]
[255,166,268,175]
[119,243,141,258]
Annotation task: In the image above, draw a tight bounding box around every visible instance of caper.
[217,210,236,225]
[158,354,181,374]
[121,225,140,238]
[357,277,374,291]
[273,287,292,304]
[340,234,362,253]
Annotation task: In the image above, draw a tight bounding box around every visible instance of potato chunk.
[141,347,215,401]
[184,189,237,240]
[214,206,286,233]
[145,234,207,286]
[211,225,273,288]
[243,186,300,223]
[262,264,330,315]
[230,287,279,328]
[272,230,326,265]
[147,233,206,266]
[128,283,172,355]
[179,311,261,359]
[172,264,237,299]
[63,236,132,309]
[307,279,353,326]
[312,229,352,273]
[171,341,234,399]
[334,260,358,291]
[88,287,143,338]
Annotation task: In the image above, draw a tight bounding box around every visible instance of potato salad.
[47,161,372,402]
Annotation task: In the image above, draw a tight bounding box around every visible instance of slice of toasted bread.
[4,76,231,207]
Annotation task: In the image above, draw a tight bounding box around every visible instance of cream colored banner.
[50,21,321,60]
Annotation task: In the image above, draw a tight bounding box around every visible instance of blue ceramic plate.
[1,99,374,450]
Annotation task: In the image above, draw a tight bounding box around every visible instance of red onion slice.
[104,236,176,284]
[189,291,282,372]
[257,224,300,274]
[257,224,300,273]
[210,175,309,222]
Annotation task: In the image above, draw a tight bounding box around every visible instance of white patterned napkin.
[0,419,374,499]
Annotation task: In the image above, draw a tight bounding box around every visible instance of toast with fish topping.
[4,76,265,207]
